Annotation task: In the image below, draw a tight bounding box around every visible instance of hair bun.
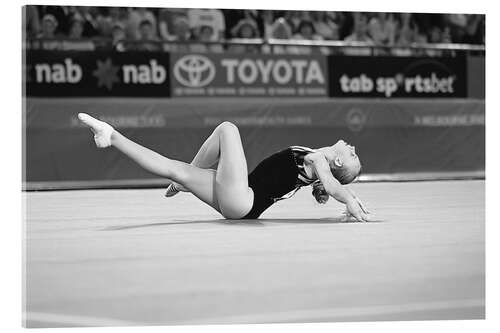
[312,182,329,204]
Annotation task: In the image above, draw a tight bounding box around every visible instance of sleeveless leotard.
[242,146,318,219]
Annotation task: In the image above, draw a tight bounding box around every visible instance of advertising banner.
[328,55,467,98]
[170,53,328,97]
[25,97,484,186]
[25,50,170,97]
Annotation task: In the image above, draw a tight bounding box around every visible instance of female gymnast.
[78,113,371,221]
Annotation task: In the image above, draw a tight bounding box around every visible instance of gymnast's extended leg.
[78,114,253,218]
[78,113,220,212]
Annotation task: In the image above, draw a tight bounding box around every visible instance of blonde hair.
[312,164,362,203]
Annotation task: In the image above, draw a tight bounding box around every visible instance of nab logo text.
[123,59,166,84]
[35,58,82,83]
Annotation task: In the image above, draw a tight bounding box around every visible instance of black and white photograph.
[21,0,487,329]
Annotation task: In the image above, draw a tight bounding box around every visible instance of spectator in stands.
[395,13,415,44]
[37,14,60,50]
[139,19,156,40]
[426,26,454,56]
[367,12,396,46]
[444,13,468,43]
[327,11,346,37]
[343,13,374,56]
[288,20,327,54]
[188,8,225,41]
[262,17,292,54]
[222,9,259,38]
[170,16,192,41]
[68,16,84,39]
[428,25,443,43]
[414,27,428,44]
[158,8,188,41]
[94,7,111,37]
[25,5,41,38]
[260,10,276,40]
[190,25,224,53]
[310,11,339,40]
[77,6,99,37]
[62,16,95,50]
[442,26,452,43]
[270,17,292,40]
[127,7,157,40]
[228,17,260,53]
[38,14,57,38]
[96,7,129,38]
[198,25,215,42]
[43,5,70,35]
[162,16,192,53]
[344,12,372,43]
[461,14,484,44]
[394,13,430,56]
[337,12,354,40]
[111,22,126,51]
[364,12,397,55]
[25,6,484,53]
[230,17,260,39]
[422,25,443,56]
[284,10,310,33]
[136,19,160,51]
[392,13,420,56]
[223,9,245,39]
[293,20,322,40]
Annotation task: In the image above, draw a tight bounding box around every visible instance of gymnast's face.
[331,140,361,178]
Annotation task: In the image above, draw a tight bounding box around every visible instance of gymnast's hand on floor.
[345,188,370,214]
[344,198,371,222]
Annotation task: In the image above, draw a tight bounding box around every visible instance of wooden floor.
[23,180,485,327]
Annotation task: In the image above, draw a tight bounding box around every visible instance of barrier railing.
[24,37,485,56]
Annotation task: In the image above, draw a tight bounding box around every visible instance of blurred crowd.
[24,6,485,54]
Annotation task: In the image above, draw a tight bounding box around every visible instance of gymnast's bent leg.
[210,122,254,218]
[167,121,254,218]
[166,122,237,196]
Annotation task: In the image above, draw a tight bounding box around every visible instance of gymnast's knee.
[217,121,239,135]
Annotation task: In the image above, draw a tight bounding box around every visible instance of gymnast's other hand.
[345,198,370,222]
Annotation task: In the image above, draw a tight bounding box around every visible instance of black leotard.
[242,146,318,219]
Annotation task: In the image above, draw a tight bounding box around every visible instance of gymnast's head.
[312,141,362,204]
[329,139,362,185]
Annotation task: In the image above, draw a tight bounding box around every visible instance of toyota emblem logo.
[173,55,216,88]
